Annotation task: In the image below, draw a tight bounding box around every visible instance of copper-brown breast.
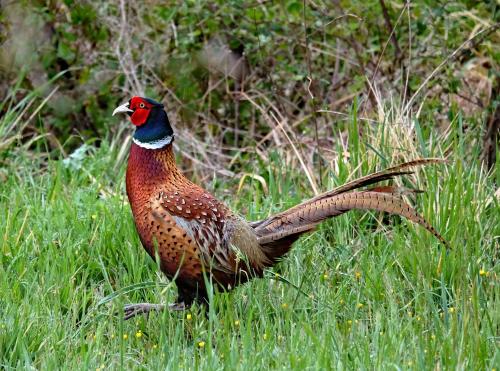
[126,143,206,282]
[126,142,270,291]
[127,143,250,289]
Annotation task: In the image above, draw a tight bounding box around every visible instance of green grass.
[1,118,499,369]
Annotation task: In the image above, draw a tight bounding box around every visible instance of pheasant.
[113,96,448,319]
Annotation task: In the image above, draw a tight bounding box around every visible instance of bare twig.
[401,0,411,111]
[379,0,402,62]
[303,0,323,188]
[481,76,499,170]
[371,2,408,84]
[270,111,319,195]
[115,0,144,96]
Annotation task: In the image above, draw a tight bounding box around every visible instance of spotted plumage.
[113,96,448,319]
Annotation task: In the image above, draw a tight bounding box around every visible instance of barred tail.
[253,159,448,262]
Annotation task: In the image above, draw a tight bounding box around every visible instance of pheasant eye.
[139,103,145,108]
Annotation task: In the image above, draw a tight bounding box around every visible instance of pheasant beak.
[112,102,133,116]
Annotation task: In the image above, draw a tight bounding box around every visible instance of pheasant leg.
[123,302,187,320]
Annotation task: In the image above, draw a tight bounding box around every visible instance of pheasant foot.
[123,302,187,320]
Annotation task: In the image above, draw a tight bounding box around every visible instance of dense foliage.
[1,1,498,157]
[0,1,498,369]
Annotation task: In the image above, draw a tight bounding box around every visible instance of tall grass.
[0,97,498,369]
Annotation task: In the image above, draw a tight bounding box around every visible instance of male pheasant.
[113,96,448,319]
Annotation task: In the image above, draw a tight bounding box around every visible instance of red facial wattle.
[130,108,150,126]
[129,97,152,126]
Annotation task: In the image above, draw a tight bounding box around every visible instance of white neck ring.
[132,135,173,149]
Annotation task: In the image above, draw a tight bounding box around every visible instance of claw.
[123,302,188,320]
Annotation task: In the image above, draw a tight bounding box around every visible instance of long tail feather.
[254,158,448,261]
[252,158,444,231]
[248,175,413,230]
[257,192,447,246]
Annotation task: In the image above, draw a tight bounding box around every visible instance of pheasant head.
[113,96,174,149]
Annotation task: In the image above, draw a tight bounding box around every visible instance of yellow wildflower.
[198,341,205,348]
[355,271,361,279]
[135,330,143,338]
[123,334,128,340]
[357,303,364,309]
[186,313,192,321]
[234,320,240,326]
